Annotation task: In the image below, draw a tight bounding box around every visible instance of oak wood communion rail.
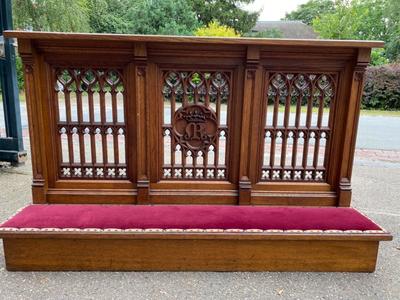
[5,31,383,206]
[0,31,392,272]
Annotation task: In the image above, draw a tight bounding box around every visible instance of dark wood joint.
[338,178,352,207]
[239,176,252,205]
[32,179,46,204]
[246,45,260,64]
[134,42,147,64]
[137,178,150,204]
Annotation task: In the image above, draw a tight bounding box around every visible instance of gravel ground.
[0,155,398,300]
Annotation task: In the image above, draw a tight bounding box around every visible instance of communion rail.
[0,31,392,272]
[6,31,381,206]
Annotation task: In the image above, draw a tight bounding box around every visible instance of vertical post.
[134,43,150,204]
[0,0,26,164]
[18,39,46,203]
[238,46,261,205]
[337,48,370,206]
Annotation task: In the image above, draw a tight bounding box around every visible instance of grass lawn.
[271,104,400,117]
[359,109,400,117]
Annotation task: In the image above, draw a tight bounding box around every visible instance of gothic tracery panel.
[162,71,231,180]
[261,72,337,182]
[55,68,127,179]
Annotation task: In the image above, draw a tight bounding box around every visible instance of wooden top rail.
[9,31,377,207]
[4,30,384,48]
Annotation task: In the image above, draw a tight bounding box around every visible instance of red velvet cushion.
[0,205,381,231]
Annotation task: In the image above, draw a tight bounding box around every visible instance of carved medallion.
[172,104,218,152]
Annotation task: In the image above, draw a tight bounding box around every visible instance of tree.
[286,0,399,61]
[313,0,389,40]
[127,0,200,35]
[284,0,335,25]
[195,21,240,37]
[311,0,400,63]
[87,0,134,33]
[312,1,362,40]
[189,0,259,35]
[12,0,90,32]
[385,0,400,61]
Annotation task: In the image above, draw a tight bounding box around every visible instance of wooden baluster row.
[263,73,335,181]
[56,69,126,178]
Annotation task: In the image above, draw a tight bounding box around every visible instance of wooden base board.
[3,236,382,272]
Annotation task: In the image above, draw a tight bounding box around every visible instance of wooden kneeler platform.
[0,205,392,271]
[0,31,392,272]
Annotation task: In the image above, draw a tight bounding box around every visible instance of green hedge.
[363,64,400,110]
[15,55,25,91]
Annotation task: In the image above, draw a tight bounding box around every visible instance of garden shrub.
[15,55,24,91]
[195,21,240,37]
[363,64,400,110]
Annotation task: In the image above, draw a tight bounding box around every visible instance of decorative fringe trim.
[357,209,390,233]
[0,227,387,234]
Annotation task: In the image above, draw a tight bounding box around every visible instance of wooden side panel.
[19,39,47,203]
[3,238,379,272]
[336,49,371,206]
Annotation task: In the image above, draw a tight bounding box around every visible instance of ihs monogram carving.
[172,104,218,152]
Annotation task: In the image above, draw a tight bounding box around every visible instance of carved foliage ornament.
[172,104,218,152]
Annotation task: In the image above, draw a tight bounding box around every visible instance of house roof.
[252,21,318,39]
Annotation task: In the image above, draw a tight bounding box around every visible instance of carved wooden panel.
[10,31,374,205]
[261,72,337,182]
[161,71,231,180]
[54,68,127,179]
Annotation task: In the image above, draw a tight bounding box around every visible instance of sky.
[244,0,310,21]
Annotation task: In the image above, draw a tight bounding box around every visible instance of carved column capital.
[246,69,256,80]
[353,61,368,81]
[354,71,364,82]
[137,66,146,77]
[20,54,34,74]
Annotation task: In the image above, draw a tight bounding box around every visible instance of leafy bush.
[363,64,400,110]
[127,0,199,35]
[195,21,239,37]
[370,49,389,66]
[15,55,24,91]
